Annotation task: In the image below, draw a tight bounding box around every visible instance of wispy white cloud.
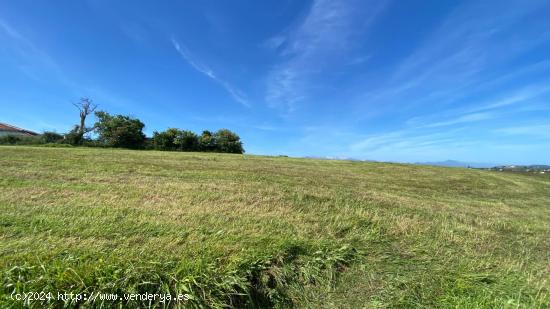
[0,18,66,82]
[262,35,286,50]
[0,18,140,118]
[171,38,250,107]
[346,77,550,159]
[0,19,24,40]
[266,0,386,112]
[345,125,504,163]
[405,82,550,129]
[392,1,547,84]
[349,128,465,153]
[280,119,548,164]
[355,0,550,117]
[494,124,550,138]
[473,84,550,112]
[422,112,495,128]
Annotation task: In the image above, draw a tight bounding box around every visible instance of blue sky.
[1,0,549,164]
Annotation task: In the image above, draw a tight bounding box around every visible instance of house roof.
[0,122,39,136]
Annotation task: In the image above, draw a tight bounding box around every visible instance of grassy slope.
[0,146,548,308]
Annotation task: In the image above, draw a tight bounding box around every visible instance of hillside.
[0,146,549,308]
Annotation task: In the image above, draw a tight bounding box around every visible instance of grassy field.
[0,146,548,308]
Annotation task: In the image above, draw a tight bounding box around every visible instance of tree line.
[0,98,244,154]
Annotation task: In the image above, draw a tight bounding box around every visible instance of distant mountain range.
[302,157,548,171]
[416,160,550,171]
[415,160,497,168]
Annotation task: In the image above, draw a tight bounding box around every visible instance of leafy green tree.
[214,129,244,154]
[174,130,199,151]
[93,111,145,149]
[152,128,180,151]
[198,130,217,152]
[151,128,244,153]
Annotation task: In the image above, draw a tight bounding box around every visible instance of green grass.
[0,146,548,308]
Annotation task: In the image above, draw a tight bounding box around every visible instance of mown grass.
[0,146,548,308]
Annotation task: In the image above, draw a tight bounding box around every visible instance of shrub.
[152,128,180,151]
[63,126,85,145]
[199,130,217,152]
[0,135,43,145]
[143,137,154,150]
[214,129,244,154]
[0,135,21,145]
[174,130,198,151]
[94,111,146,149]
[152,129,199,152]
[152,128,244,154]
[41,131,64,144]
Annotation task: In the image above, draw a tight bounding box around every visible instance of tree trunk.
[79,113,86,135]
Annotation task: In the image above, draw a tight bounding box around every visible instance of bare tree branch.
[73,97,98,136]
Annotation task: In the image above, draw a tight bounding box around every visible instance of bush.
[152,129,198,152]
[63,126,85,145]
[152,128,180,151]
[214,129,244,154]
[143,137,154,150]
[174,130,198,151]
[152,128,244,154]
[41,131,64,144]
[94,111,146,149]
[0,135,42,145]
[0,135,21,145]
[199,130,217,152]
